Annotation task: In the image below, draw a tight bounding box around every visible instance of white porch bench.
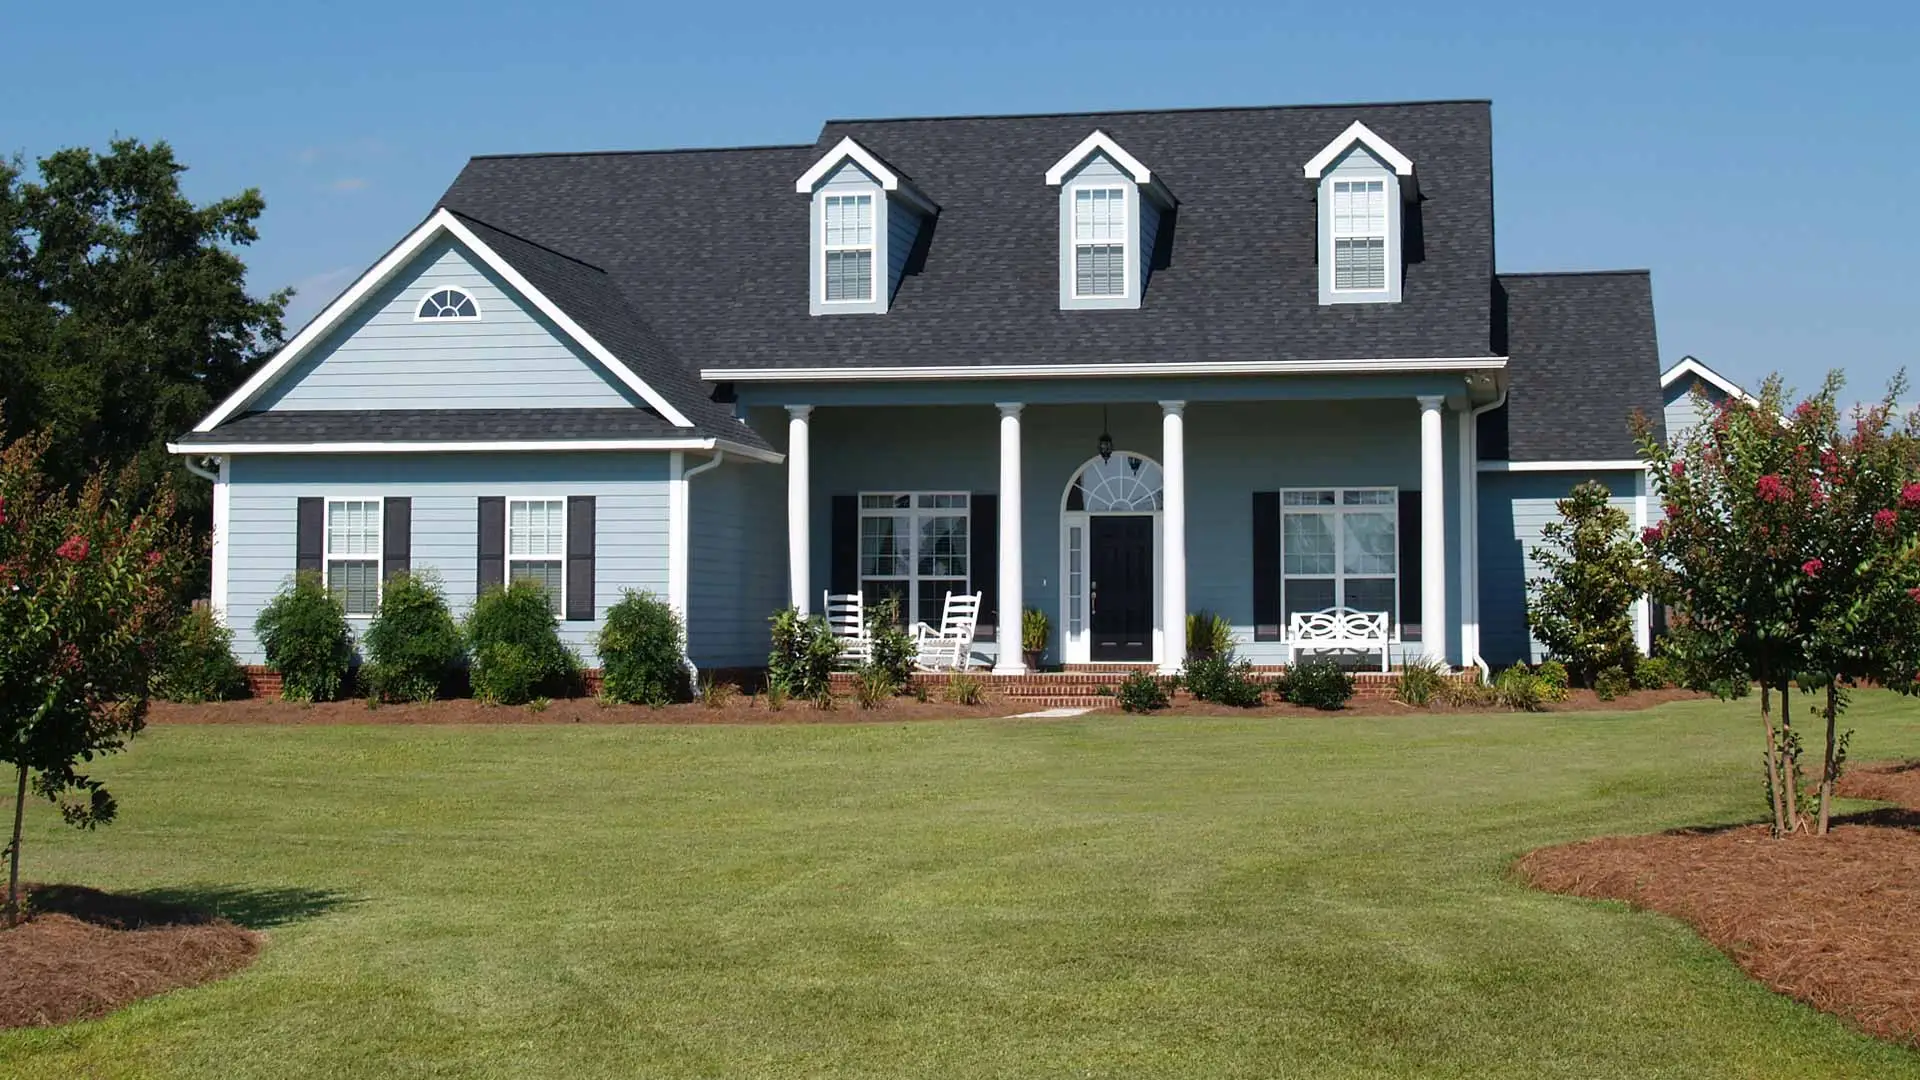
[1286,607,1392,672]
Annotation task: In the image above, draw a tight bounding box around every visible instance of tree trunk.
[6,764,25,928]
[1780,680,1804,833]
[1760,678,1787,837]
[1818,680,1839,836]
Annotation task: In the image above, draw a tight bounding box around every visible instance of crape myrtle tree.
[1,429,191,925]
[1638,371,1920,836]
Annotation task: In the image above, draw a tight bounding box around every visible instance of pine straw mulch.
[0,884,262,1029]
[1515,760,1920,1047]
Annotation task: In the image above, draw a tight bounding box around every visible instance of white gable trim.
[1045,130,1154,187]
[1661,355,1758,405]
[194,208,694,432]
[795,137,900,192]
[1303,121,1415,181]
[167,436,783,463]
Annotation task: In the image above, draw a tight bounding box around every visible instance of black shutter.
[1252,491,1281,641]
[829,495,858,597]
[296,497,323,576]
[382,497,411,581]
[476,496,504,596]
[971,494,998,642]
[1399,489,1422,638]
[566,496,595,621]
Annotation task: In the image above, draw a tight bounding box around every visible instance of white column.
[1455,408,1477,666]
[1160,400,1187,676]
[786,405,812,615]
[211,457,231,622]
[993,403,1026,675]
[1633,468,1652,656]
[1417,395,1449,665]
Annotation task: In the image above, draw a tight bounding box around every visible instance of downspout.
[675,452,726,684]
[1463,385,1509,682]
[177,455,229,621]
[182,456,220,483]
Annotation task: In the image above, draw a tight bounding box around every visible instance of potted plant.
[1021,608,1050,671]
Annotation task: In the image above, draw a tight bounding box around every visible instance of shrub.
[1393,657,1448,707]
[361,572,465,703]
[1594,666,1632,701]
[1282,660,1354,711]
[1186,610,1233,662]
[1183,654,1266,707]
[256,572,354,702]
[466,580,577,705]
[1534,659,1571,700]
[1021,607,1050,659]
[943,672,985,706]
[1494,664,1548,712]
[598,590,689,706]
[1526,480,1649,687]
[865,596,915,693]
[851,666,893,709]
[1440,676,1499,709]
[1116,670,1171,713]
[768,607,837,702]
[153,606,248,703]
[764,679,788,712]
[699,676,736,709]
[1633,656,1678,691]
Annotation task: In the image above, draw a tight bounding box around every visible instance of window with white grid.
[507,497,566,615]
[325,498,382,617]
[822,193,875,303]
[1072,186,1127,297]
[1331,179,1388,291]
[859,492,969,626]
[1281,488,1398,633]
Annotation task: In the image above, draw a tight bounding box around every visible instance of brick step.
[1000,697,1113,711]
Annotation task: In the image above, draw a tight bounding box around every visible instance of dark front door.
[1089,516,1154,662]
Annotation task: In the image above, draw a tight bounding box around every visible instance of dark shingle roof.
[1485,271,1665,462]
[440,101,1498,371]
[174,409,699,445]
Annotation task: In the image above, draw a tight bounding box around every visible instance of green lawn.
[3,696,1919,1079]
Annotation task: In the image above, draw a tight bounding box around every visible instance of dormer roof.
[1044,130,1176,205]
[1303,121,1417,197]
[794,136,937,213]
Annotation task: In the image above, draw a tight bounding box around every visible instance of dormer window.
[822,194,876,303]
[1304,121,1416,306]
[1046,131,1175,311]
[416,287,478,320]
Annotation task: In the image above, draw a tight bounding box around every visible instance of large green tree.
[0,139,289,552]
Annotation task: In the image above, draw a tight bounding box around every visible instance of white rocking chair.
[911,591,982,672]
[823,591,868,669]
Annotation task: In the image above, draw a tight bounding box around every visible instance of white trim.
[1633,470,1652,656]
[412,286,480,322]
[857,491,975,631]
[504,495,568,616]
[820,192,879,305]
[787,405,812,615]
[211,458,231,623]
[1661,355,1758,405]
[1067,183,1131,301]
[1045,130,1154,186]
[1303,121,1415,181]
[166,437,783,463]
[1328,178,1390,294]
[1277,486,1403,643]
[194,208,694,431]
[323,496,384,618]
[1477,458,1647,473]
[796,137,900,193]
[1058,451,1166,667]
[704,357,1508,382]
[668,451,689,619]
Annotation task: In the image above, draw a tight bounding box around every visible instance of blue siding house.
[173,99,1667,677]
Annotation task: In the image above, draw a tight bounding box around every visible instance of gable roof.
[1662,355,1757,404]
[1302,120,1416,184]
[1484,271,1665,462]
[793,137,938,213]
[441,100,1499,375]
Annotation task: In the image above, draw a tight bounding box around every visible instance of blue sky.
[9,0,1916,398]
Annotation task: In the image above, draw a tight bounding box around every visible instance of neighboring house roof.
[1484,271,1665,462]
[441,100,1500,373]
[1662,355,1757,404]
[171,408,779,458]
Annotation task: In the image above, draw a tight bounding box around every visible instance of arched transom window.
[1066,454,1163,512]
[416,288,479,320]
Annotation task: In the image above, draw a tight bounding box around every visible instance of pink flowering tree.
[1638,371,1920,836]
[1,428,190,925]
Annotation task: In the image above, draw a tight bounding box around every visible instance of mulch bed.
[1167,687,1704,718]
[1516,759,1920,1046]
[0,884,262,1030]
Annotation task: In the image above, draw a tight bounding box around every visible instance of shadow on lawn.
[118,884,359,929]
[1661,806,1920,838]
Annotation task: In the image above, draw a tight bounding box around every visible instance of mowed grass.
[3,695,1919,1079]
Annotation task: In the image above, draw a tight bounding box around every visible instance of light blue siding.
[1139,197,1161,292]
[1057,154,1144,311]
[1663,373,1729,445]
[808,162,889,316]
[1477,470,1640,666]
[224,453,670,666]
[887,203,920,301]
[256,238,640,411]
[1317,145,1402,306]
[687,456,787,669]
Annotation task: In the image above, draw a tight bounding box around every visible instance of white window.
[1331,179,1388,291]
[859,492,969,626]
[822,194,875,303]
[507,497,566,616]
[1281,488,1398,632]
[1072,186,1127,298]
[416,287,479,320]
[325,498,382,617]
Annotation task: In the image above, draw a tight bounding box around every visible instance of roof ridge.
[466,142,814,162]
[823,98,1492,127]
[1499,268,1651,278]
[445,209,608,274]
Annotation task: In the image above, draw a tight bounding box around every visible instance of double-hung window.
[1331,179,1388,291]
[858,493,969,626]
[325,498,382,617]
[1071,186,1127,298]
[1281,488,1398,632]
[822,193,875,303]
[507,497,566,615]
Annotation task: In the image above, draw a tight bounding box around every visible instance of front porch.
[736,371,1498,676]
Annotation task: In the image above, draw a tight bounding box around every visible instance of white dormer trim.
[794,137,936,214]
[1046,131,1153,186]
[1303,121,1415,186]
[194,208,694,431]
[1662,356,1758,405]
